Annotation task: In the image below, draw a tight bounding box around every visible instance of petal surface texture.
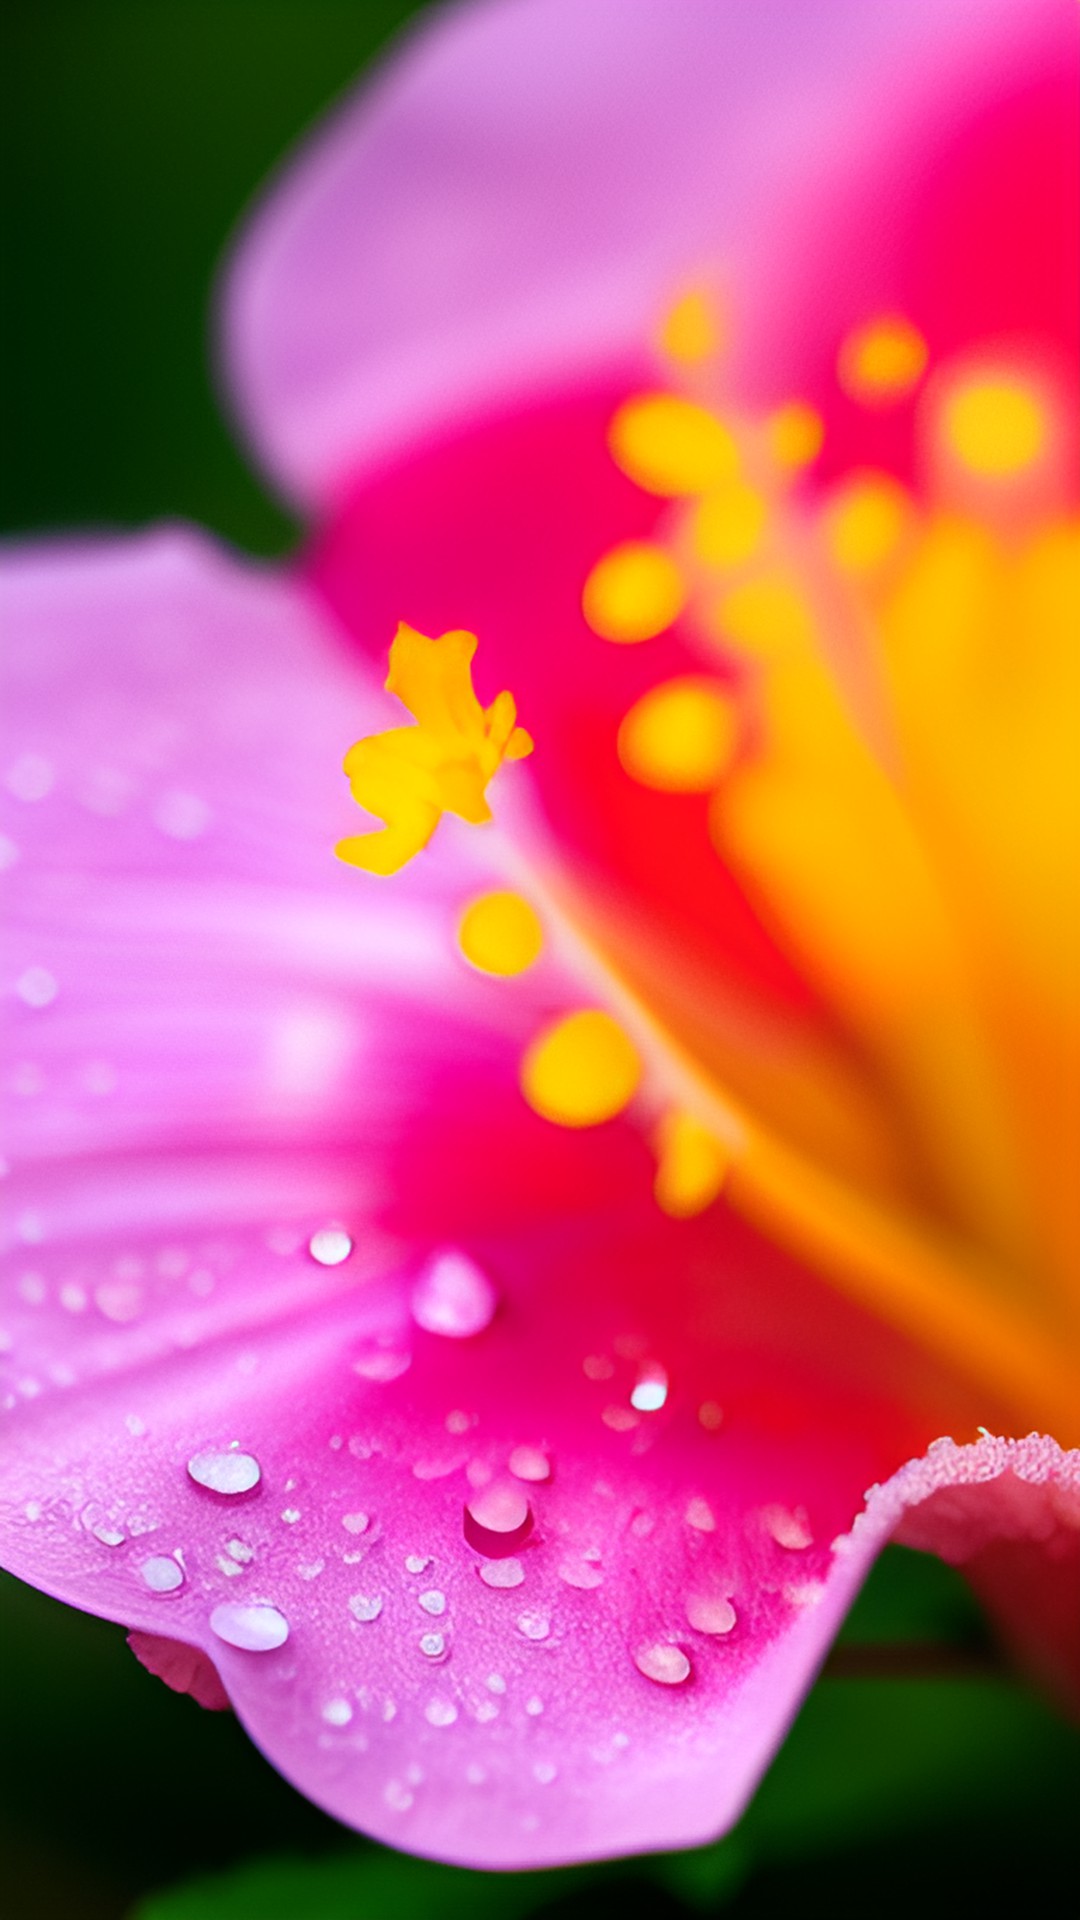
[223,0,1063,506]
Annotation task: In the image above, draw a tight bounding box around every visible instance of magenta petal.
[222,0,1053,506]
[128,1631,231,1711]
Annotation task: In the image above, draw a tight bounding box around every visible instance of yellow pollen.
[458,891,543,975]
[582,541,686,642]
[765,401,823,470]
[609,394,739,496]
[692,483,768,569]
[712,572,817,660]
[618,677,738,792]
[838,317,928,403]
[941,375,1047,476]
[658,289,721,365]
[336,622,532,876]
[654,1110,728,1218]
[823,473,912,573]
[521,1009,641,1128]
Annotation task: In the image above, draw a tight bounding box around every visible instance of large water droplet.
[464,1483,532,1557]
[140,1555,184,1594]
[187,1448,261,1496]
[685,1593,736,1635]
[210,1602,289,1651]
[308,1226,354,1267]
[633,1643,691,1685]
[411,1250,497,1338]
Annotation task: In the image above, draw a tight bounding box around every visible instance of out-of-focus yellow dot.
[766,401,823,470]
[714,572,816,659]
[458,891,543,975]
[658,290,720,365]
[618,678,738,792]
[582,541,686,642]
[654,1110,728,1217]
[692,484,767,569]
[609,394,739,496]
[521,1009,641,1128]
[822,473,911,573]
[942,375,1047,476]
[838,317,928,403]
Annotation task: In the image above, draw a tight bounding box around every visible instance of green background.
[1,5,1077,1916]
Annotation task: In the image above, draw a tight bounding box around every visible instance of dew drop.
[419,1632,447,1660]
[322,1697,353,1726]
[525,1695,544,1716]
[280,1507,301,1525]
[384,1779,414,1812]
[464,1483,532,1557]
[342,1512,369,1535]
[404,1553,432,1574]
[140,1555,184,1594]
[16,967,58,1009]
[307,1226,353,1267]
[486,1672,507,1693]
[187,1448,261,1496]
[225,1537,254,1564]
[352,1340,411,1382]
[602,1405,639,1432]
[558,1558,604,1590]
[764,1505,813,1550]
[210,1602,289,1651]
[685,1593,736,1635]
[425,1697,458,1727]
[516,1611,550,1641]
[684,1496,716,1532]
[418,1589,447,1616]
[698,1400,724,1431]
[349,1593,383,1622]
[630,1364,669,1412]
[479,1558,525,1589]
[411,1250,497,1338]
[508,1445,551,1483]
[633,1643,691,1685]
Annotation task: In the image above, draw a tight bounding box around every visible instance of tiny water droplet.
[425,1697,458,1727]
[698,1400,723,1431]
[516,1610,550,1641]
[342,1512,369,1534]
[210,1602,288,1651]
[418,1589,447,1616]
[685,1593,736,1635]
[763,1505,813,1550]
[630,1363,668,1412]
[140,1555,183,1593]
[419,1631,447,1660]
[322,1697,353,1726]
[349,1593,383,1622]
[684,1496,715,1532]
[411,1250,497,1338]
[508,1445,551,1483]
[525,1695,544,1716]
[479,1558,525,1589]
[16,966,58,1009]
[633,1643,691,1685]
[404,1553,432,1574]
[308,1226,353,1267]
[187,1448,261,1496]
[558,1558,603,1590]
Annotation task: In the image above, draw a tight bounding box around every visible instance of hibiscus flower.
[2,0,1078,1873]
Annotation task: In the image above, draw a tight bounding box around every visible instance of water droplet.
[90,1521,126,1548]
[384,1779,414,1812]
[59,1281,87,1313]
[525,1695,544,1716]
[322,1697,353,1726]
[445,1408,474,1435]
[558,1558,603,1590]
[516,1611,550,1641]
[508,1445,551,1483]
[486,1672,507,1693]
[464,1484,532,1556]
[225,1537,254,1564]
[307,1226,353,1267]
[405,1553,432,1574]
[763,1505,813,1550]
[684,1496,715,1532]
[349,1593,384,1622]
[140,1555,184,1593]
[633,1643,691,1685]
[298,1559,325,1581]
[351,1340,411,1382]
[630,1364,669,1412]
[425,1697,458,1727]
[16,967,58,1009]
[342,1512,369,1534]
[187,1448,261,1496]
[533,1761,557,1784]
[602,1405,639,1432]
[418,1589,446,1616]
[280,1507,301,1525]
[6,754,55,802]
[479,1558,525,1589]
[698,1400,724,1431]
[124,1413,146,1437]
[419,1632,447,1660]
[154,790,211,841]
[685,1594,736,1635]
[583,1354,614,1381]
[411,1250,497,1338]
[210,1602,288,1651]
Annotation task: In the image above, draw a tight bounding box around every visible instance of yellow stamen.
[521,1009,641,1127]
[940,374,1047,476]
[765,401,823,471]
[691,483,768,569]
[609,394,739,496]
[336,623,532,875]
[659,289,721,365]
[654,1109,728,1217]
[582,541,685,642]
[618,677,738,792]
[838,316,928,404]
[458,891,543,976]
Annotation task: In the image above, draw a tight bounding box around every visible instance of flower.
[2,0,1079,1873]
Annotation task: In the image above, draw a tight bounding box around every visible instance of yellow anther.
[658,289,721,365]
[765,401,823,470]
[941,374,1047,476]
[713,572,817,660]
[654,1110,728,1218]
[521,1009,641,1128]
[582,541,686,642]
[458,891,543,975]
[838,317,928,404]
[609,394,739,496]
[692,483,767,569]
[618,678,738,792]
[336,623,532,876]
[823,473,911,573]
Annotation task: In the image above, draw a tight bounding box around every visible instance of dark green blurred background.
[1,6,1077,1917]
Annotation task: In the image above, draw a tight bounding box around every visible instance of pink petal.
[128,1631,231,1711]
[222,0,1053,507]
